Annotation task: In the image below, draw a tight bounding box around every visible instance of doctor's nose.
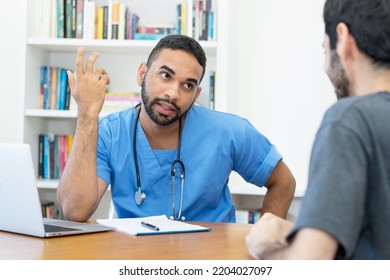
[164,83,181,100]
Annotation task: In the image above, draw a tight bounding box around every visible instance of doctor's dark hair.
[323,0,390,68]
[146,35,207,83]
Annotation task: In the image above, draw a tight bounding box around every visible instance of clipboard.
[97,215,211,235]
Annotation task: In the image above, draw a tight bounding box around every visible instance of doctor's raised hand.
[57,47,112,222]
[67,47,110,118]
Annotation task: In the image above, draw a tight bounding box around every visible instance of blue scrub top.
[97,105,282,222]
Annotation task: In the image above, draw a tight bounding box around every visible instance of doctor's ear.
[137,62,148,86]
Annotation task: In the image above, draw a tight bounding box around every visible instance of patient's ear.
[336,22,357,61]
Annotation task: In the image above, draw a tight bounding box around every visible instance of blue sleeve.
[96,117,113,186]
[232,119,282,187]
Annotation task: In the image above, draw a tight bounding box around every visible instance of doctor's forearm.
[261,180,295,218]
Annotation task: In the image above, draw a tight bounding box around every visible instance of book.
[209,71,215,110]
[39,66,47,109]
[71,0,77,37]
[33,0,53,38]
[177,3,181,35]
[111,1,120,39]
[56,0,65,38]
[102,5,109,39]
[84,0,96,39]
[97,215,211,236]
[118,3,126,40]
[58,68,68,110]
[44,66,52,109]
[75,0,84,38]
[38,134,73,180]
[50,67,57,109]
[43,134,50,179]
[38,135,44,179]
[96,6,104,39]
[133,33,165,41]
[235,209,262,224]
[181,2,187,35]
[65,0,73,38]
[102,92,141,112]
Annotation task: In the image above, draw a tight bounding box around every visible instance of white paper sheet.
[97,215,211,235]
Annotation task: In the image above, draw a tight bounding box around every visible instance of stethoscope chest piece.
[170,215,186,221]
[134,190,146,206]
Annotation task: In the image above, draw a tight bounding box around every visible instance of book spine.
[54,135,60,179]
[125,8,131,39]
[49,133,55,179]
[65,0,73,38]
[57,0,65,38]
[50,67,57,110]
[209,71,215,110]
[111,1,119,39]
[45,67,52,110]
[131,13,139,39]
[40,66,47,109]
[65,81,71,110]
[181,2,187,36]
[177,4,182,35]
[133,33,165,41]
[71,0,77,37]
[60,69,68,110]
[103,6,108,39]
[38,134,44,179]
[43,134,50,179]
[107,0,113,40]
[56,67,62,110]
[118,3,126,40]
[75,0,84,38]
[96,6,104,39]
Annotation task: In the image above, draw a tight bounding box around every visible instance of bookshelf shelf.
[25,109,77,118]
[230,184,304,197]
[27,38,217,55]
[25,109,122,119]
[37,179,59,190]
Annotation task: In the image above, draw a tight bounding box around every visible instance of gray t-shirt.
[289,92,390,259]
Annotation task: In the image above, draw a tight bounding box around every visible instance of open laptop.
[0,143,115,237]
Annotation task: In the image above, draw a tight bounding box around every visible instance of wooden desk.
[0,222,253,260]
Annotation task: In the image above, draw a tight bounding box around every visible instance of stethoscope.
[133,105,186,221]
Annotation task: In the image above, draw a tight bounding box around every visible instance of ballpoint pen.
[141,221,160,231]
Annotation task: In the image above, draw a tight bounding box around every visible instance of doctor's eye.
[161,72,171,80]
[184,83,195,90]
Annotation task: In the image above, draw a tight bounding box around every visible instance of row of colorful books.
[32,0,217,41]
[102,92,141,112]
[38,134,73,180]
[41,201,62,219]
[40,66,71,110]
[235,209,262,224]
[33,0,174,40]
[196,70,215,109]
[178,0,217,41]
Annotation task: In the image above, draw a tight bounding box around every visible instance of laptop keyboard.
[44,224,81,232]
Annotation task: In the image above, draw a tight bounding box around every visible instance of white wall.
[227,0,335,196]
[0,2,26,143]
